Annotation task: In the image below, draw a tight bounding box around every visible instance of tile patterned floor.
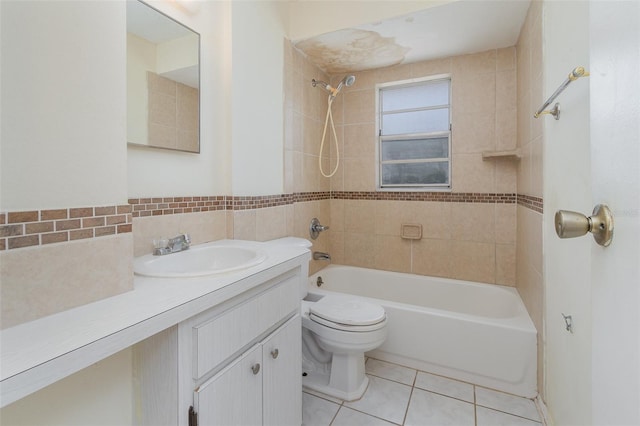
[302,358,543,426]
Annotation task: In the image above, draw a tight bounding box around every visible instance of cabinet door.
[262,315,302,426]
[194,344,262,426]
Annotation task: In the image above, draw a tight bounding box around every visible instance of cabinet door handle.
[251,363,260,375]
[270,348,279,359]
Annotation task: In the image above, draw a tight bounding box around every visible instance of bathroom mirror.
[126,0,200,153]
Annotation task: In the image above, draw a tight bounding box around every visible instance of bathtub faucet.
[313,251,331,261]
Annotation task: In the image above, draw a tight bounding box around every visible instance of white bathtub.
[307,265,537,398]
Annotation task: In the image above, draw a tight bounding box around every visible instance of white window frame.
[375,74,452,191]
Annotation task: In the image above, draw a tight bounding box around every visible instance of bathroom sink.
[133,243,267,278]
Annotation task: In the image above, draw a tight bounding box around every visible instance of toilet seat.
[309,297,386,331]
[309,313,387,332]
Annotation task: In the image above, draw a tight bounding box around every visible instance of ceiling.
[294,0,531,73]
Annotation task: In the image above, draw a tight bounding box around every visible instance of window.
[377,76,451,190]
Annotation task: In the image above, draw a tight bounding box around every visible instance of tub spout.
[313,251,331,261]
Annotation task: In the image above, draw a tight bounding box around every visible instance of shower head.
[311,75,356,98]
[341,75,356,87]
[335,75,356,93]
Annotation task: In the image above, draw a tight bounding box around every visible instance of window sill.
[376,186,452,192]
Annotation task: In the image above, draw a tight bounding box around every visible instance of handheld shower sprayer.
[312,75,356,98]
[310,75,356,178]
[335,74,356,93]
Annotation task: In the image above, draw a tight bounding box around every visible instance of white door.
[544,1,639,425]
[262,315,302,426]
[195,344,262,426]
[588,2,639,424]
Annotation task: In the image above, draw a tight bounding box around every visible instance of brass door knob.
[554,204,614,247]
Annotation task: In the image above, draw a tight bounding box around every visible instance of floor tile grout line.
[411,386,476,406]
[366,371,416,388]
[327,403,341,426]
[476,404,543,424]
[337,405,403,426]
[367,356,482,390]
[401,381,416,425]
[302,390,342,406]
[474,385,478,426]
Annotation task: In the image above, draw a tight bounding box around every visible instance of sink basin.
[134,243,267,278]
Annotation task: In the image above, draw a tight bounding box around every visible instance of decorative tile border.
[231,194,296,210]
[128,193,331,216]
[1,191,542,251]
[332,191,517,203]
[129,191,519,217]
[292,192,332,203]
[128,196,228,218]
[517,194,544,214]
[0,205,132,251]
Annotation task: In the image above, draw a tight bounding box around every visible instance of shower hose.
[318,95,340,178]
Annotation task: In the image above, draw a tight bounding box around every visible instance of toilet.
[301,293,388,401]
[267,236,388,401]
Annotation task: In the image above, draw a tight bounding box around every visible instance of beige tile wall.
[147,72,199,152]
[516,0,545,396]
[133,210,227,257]
[284,41,335,275]
[0,205,134,329]
[321,48,518,285]
[1,234,133,329]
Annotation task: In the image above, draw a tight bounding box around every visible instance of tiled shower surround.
[284,41,525,281]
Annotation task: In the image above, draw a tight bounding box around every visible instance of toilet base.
[303,371,369,402]
[302,352,369,401]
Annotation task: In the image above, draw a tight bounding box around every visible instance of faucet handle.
[153,237,169,249]
[309,218,329,240]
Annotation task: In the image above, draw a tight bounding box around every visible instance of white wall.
[127,0,231,197]
[0,349,133,426]
[0,0,127,210]
[0,2,134,422]
[542,1,592,424]
[230,1,288,196]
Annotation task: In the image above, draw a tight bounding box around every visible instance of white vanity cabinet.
[134,268,302,426]
[194,315,301,426]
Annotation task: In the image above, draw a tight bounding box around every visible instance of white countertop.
[0,239,310,407]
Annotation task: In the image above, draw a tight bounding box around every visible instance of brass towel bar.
[534,66,590,120]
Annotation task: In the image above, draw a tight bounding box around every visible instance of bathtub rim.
[308,264,537,332]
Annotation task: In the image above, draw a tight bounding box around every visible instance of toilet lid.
[309,297,386,326]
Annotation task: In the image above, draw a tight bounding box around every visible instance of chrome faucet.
[153,233,191,256]
[309,218,329,240]
[313,251,331,261]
